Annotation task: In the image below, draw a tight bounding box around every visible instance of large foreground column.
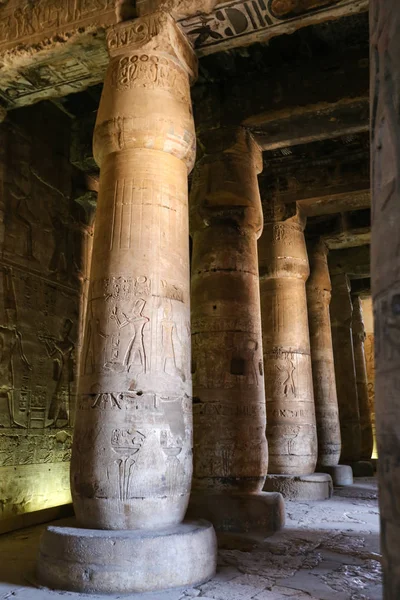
[352,296,374,461]
[37,12,216,595]
[260,207,330,500]
[307,241,351,486]
[330,273,362,465]
[370,3,400,595]
[187,128,284,539]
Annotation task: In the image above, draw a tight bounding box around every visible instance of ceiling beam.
[328,244,370,278]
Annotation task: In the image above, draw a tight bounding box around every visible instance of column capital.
[94,12,197,169]
[307,238,332,300]
[190,127,263,235]
[106,11,197,80]
[352,295,367,342]
[330,272,353,325]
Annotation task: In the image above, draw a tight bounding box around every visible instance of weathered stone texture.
[362,297,377,458]
[259,205,317,476]
[70,11,197,532]
[306,239,341,468]
[0,1,368,111]
[370,1,400,595]
[330,272,361,463]
[190,128,267,496]
[0,102,93,523]
[351,296,373,461]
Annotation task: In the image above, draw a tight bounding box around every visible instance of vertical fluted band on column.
[259,211,317,476]
[307,239,341,468]
[330,273,361,464]
[70,12,197,530]
[190,128,269,493]
[352,296,374,461]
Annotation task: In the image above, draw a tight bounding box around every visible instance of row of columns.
[37,7,376,595]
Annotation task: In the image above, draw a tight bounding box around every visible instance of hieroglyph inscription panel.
[0,0,368,109]
[0,116,92,501]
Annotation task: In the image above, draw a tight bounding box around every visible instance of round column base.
[187,492,285,540]
[320,465,353,486]
[263,473,333,501]
[347,461,375,477]
[36,519,217,595]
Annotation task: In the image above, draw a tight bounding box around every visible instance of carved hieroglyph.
[0,0,368,110]
[190,128,268,494]
[306,239,341,467]
[330,273,361,463]
[259,205,317,475]
[351,296,373,461]
[70,11,197,531]
[370,2,400,595]
[0,107,93,522]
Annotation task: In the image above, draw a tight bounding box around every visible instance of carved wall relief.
[0,104,93,522]
[180,0,350,53]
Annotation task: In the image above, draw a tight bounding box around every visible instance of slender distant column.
[371,2,400,595]
[71,12,197,531]
[352,296,374,461]
[362,297,377,458]
[330,273,361,463]
[307,239,341,468]
[259,207,317,476]
[188,128,284,536]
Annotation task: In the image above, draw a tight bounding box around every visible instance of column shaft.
[191,130,268,494]
[352,296,374,461]
[70,12,197,531]
[259,212,317,476]
[307,240,341,468]
[371,2,400,594]
[330,273,361,463]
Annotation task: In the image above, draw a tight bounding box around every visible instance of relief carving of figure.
[8,162,39,261]
[40,319,75,428]
[161,302,178,377]
[110,298,149,374]
[276,355,296,397]
[0,267,31,428]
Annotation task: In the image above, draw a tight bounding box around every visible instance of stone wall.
[0,101,93,529]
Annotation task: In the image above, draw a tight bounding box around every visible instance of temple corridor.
[0,479,381,600]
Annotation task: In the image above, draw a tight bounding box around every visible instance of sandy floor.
[0,478,382,600]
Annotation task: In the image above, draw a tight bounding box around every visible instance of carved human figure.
[0,267,31,429]
[110,298,149,374]
[9,162,38,261]
[161,302,177,375]
[259,203,317,475]
[40,318,75,428]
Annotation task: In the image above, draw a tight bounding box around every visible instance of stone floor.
[0,478,382,600]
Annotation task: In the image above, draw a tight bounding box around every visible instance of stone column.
[187,128,284,539]
[362,297,377,459]
[37,12,216,595]
[330,273,362,465]
[371,3,400,595]
[306,241,352,486]
[352,296,374,461]
[260,206,331,501]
